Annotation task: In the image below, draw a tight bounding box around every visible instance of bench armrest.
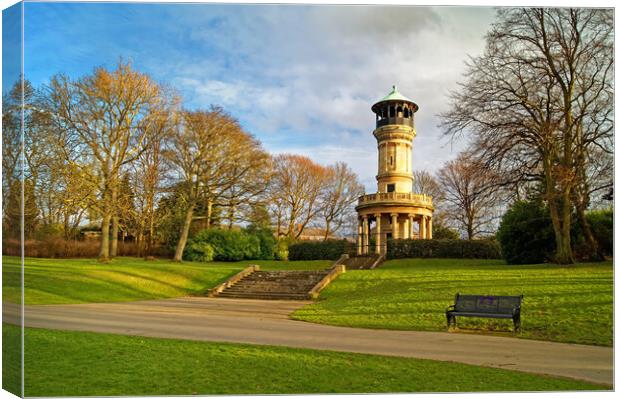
[446,305,455,313]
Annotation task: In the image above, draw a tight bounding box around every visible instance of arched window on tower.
[397,106,403,117]
[404,107,409,118]
[389,106,395,118]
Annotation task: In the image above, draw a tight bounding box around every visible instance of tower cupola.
[371,85,419,128]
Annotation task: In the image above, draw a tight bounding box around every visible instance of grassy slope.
[3,256,611,345]
[293,258,613,346]
[2,325,604,396]
[2,256,331,305]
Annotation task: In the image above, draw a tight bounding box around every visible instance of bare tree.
[319,162,364,240]
[217,133,272,229]
[412,170,444,201]
[437,153,504,240]
[441,8,613,263]
[270,154,328,239]
[129,107,177,256]
[166,107,263,261]
[45,61,168,261]
[2,81,29,238]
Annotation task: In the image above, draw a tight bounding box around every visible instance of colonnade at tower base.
[357,209,432,255]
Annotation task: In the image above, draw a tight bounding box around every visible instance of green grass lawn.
[293,258,613,346]
[3,256,612,346]
[2,256,331,305]
[1,324,606,396]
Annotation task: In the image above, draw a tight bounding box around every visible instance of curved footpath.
[3,298,613,387]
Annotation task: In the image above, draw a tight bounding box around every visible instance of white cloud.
[170,5,496,183]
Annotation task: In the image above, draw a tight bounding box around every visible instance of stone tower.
[355,86,433,255]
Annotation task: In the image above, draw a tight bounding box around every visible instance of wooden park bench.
[446,293,523,332]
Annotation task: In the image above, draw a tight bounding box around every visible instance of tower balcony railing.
[357,192,433,207]
[376,116,414,128]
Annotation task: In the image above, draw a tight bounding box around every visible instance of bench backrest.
[454,294,523,314]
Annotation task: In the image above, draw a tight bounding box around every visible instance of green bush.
[274,238,290,261]
[185,228,280,262]
[288,240,348,261]
[243,234,262,260]
[185,241,215,262]
[386,239,501,260]
[185,229,251,262]
[497,200,555,264]
[247,227,277,260]
[587,209,613,256]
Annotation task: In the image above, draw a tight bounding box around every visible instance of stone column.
[357,220,363,255]
[374,214,382,254]
[403,217,409,239]
[409,215,415,239]
[428,217,433,240]
[420,216,426,240]
[391,213,399,240]
[363,216,369,255]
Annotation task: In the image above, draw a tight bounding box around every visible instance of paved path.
[3,298,613,387]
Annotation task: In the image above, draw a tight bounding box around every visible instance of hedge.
[288,240,348,261]
[185,229,260,262]
[386,239,502,259]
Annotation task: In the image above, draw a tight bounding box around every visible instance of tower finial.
[392,85,397,92]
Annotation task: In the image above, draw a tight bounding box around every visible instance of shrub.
[185,241,215,262]
[185,228,278,262]
[247,227,277,260]
[387,239,501,259]
[587,208,613,256]
[274,238,290,261]
[187,229,250,261]
[288,240,348,261]
[497,200,555,264]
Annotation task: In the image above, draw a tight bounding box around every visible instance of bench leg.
[513,315,521,333]
[446,314,456,330]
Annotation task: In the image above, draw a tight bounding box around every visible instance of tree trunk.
[548,197,574,265]
[227,203,234,230]
[147,213,155,257]
[99,211,111,262]
[174,203,195,262]
[110,215,119,257]
[323,219,331,241]
[110,185,119,257]
[205,199,212,229]
[543,153,574,264]
[575,200,603,261]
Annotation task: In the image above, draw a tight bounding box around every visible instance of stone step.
[217,291,310,300]
[224,287,315,294]
[215,269,330,300]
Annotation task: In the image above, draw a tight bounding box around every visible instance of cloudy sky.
[17,2,496,191]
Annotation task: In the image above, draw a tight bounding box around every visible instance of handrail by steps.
[308,264,346,300]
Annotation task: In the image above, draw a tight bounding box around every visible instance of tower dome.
[371,85,419,128]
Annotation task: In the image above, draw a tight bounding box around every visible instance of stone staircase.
[341,253,385,270]
[215,270,330,300]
